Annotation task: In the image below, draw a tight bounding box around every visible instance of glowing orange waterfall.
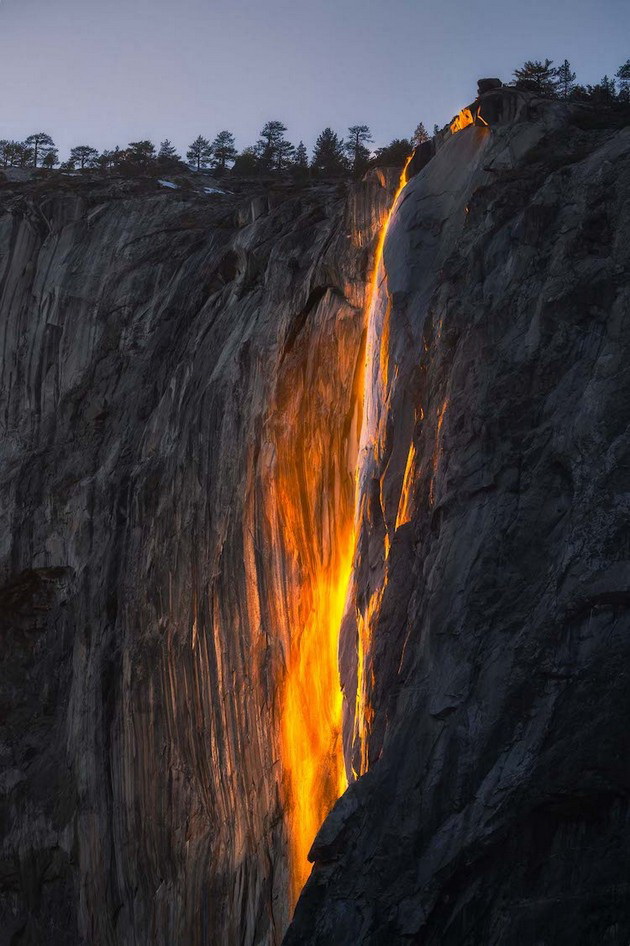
[275,309,359,905]
[278,157,413,906]
[280,525,354,903]
[351,157,412,779]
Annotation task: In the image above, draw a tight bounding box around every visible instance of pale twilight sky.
[0,0,628,160]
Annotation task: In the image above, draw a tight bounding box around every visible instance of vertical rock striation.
[286,93,630,944]
[0,173,397,944]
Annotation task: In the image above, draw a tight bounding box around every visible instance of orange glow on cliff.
[395,441,417,529]
[450,105,487,134]
[280,525,353,902]
[352,156,413,779]
[279,156,413,904]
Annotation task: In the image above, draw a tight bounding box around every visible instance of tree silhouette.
[25,132,55,168]
[187,135,212,171]
[590,75,617,104]
[513,59,558,96]
[294,141,308,168]
[4,142,34,167]
[127,140,157,165]
[311,128,347,178]
[616,59,630,102]
[255,121,294,172]
[211,131,237,172]
[373,138,413,167]
[412,122,429,146]
[291,141,309,181]
[345,125,372,175]
[232,147,260,176]
[158,140,179,160]
[97,147,124,172]
[70,145,99,170]
[41,149,59,170]
[555,60,576,99]
[157,140,181,171]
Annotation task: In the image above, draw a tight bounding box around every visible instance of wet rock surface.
[286,102,630,943]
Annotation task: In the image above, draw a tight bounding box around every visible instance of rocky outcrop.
[285,99,630,943]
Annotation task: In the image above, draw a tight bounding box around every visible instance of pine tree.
[554,59,576,99]
[616,59,630,102]
[593,75,617,103]
[412,122,429,146]
[373,138,413,168]
[0,140,9,168]
[275,138,296,172]
[70,145,99,170]
[127,140,156,165]
[41,149,59,170]
[97,148,123,172]
[211,131,237,172]
[9,142,34,167]
[158,139,179,160]
[291,140,309,181]
[157,140,181,171]
[25,132,55,167]
[311,128,347,178]
[513,59,559,96]
[345,125,373,175]
[187,135,213,171]
[232,147,260,176]
[255,121,294,172]
[294,141,308,168]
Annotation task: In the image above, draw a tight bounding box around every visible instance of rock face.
[286,97,630,943]
[2,90,630,946]
[0,171,397,945]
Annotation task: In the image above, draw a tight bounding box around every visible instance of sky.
[0,0,628,160]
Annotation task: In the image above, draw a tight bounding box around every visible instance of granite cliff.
[1,89,629,946]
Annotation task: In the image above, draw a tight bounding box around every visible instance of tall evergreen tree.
[513,59,558,96]
[592,75,617,103]
[158,139,179,160]
[25,132,55,167]
[41,149,59,170]
[255,121,294,172]
[294,141,308,168]
[232,147,260,176]
[345,125,373,175]
[8,142,34,167]
[311,128,347,178]
[0,140,10,168]
[97,147,124,172]
[554,59,576,99]
[291,140,309,181]
[373,138,413,168]
[70,145,99,169]
[187,135,212,171]
[211,130,237,172]
[157,140,181,171]
[127,140,157,165]
[412,122,429,146]
[616,59,630,102]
